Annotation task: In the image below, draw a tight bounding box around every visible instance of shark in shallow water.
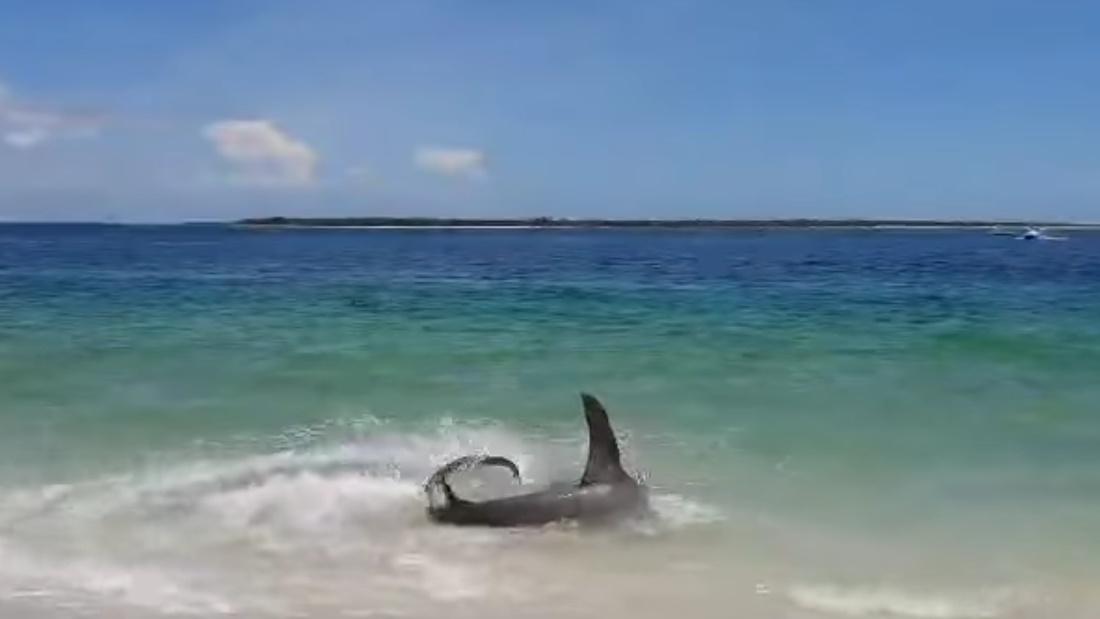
[423,393,649,528]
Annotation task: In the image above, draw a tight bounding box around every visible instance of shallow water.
[1,224,1099,618]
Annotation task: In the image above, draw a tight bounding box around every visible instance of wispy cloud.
[202,119,318,187]
[0,81,107,149]
[414,146,488,179]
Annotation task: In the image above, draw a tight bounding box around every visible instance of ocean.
[1,223,1098,618]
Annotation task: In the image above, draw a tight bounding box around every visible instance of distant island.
[233,216,1096,229]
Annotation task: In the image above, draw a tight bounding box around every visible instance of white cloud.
[414,146,488,179]
[4,127,49,149]
[0,80,106,149]
[202,119,318,187]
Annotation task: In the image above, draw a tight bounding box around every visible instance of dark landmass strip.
[234,216,1092,229]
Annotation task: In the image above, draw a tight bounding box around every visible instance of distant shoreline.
[232,216,1100,230]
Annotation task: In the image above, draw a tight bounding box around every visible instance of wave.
[787,583,1030,619]
[0,417,721,616]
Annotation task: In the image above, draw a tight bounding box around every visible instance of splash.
[0,416,719,616]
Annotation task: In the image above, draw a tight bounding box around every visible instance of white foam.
[0,539,235,615]
[0,424,499,608]
[0,417,729,616]
[649,492,727,527]
[787,583,1018,618]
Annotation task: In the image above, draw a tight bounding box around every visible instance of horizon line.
[2,216,1100,228]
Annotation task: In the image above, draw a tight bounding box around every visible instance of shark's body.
[423,393,648,527]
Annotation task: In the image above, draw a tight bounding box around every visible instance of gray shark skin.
[423,393,649,528]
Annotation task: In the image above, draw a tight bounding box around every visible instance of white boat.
[1017,226,1067,241]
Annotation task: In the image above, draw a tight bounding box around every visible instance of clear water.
[1,224,1099,618]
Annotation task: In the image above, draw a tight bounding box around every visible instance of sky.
[0,0,1098,222]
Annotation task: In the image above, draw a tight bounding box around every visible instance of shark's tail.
[423,454,522,506]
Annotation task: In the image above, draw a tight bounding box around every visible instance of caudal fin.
[424,454,523,505]
[579,393,631,486]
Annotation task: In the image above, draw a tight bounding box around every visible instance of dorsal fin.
[578,393,631,486]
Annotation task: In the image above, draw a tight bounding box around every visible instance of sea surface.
[1,223,1099,619]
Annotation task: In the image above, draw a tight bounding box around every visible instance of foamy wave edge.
[0,417,725,613]
[787,583,1030,619]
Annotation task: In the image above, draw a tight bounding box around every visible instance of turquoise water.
[1,224,1099,618]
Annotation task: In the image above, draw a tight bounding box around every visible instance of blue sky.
[0,0,1098,222]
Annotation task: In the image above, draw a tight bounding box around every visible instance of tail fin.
[424,454,522,506]
[579,393,631,486]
